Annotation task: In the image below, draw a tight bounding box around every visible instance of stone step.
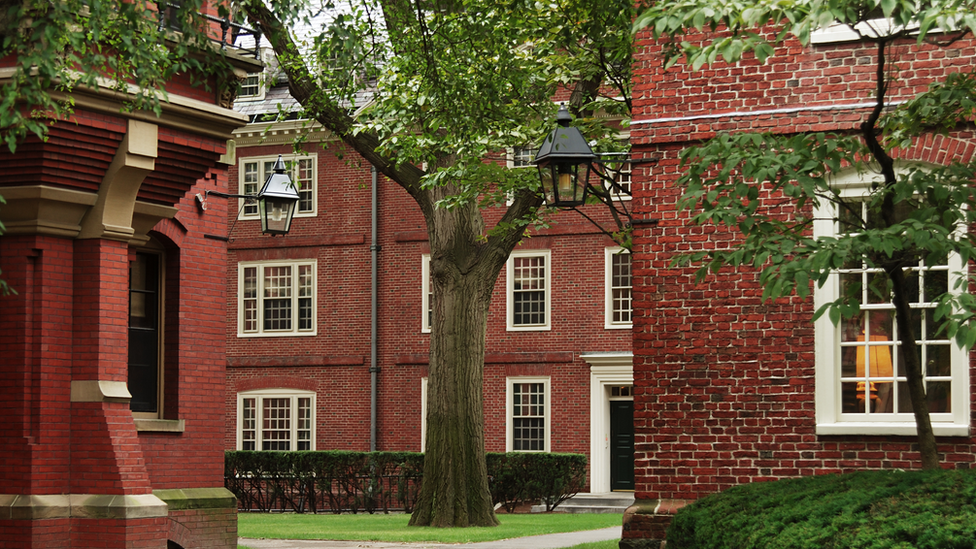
[532,493,634,514]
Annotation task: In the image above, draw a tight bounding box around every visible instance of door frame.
[583,352,633,494]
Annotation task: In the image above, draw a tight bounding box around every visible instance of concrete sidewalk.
[239,526,621,549]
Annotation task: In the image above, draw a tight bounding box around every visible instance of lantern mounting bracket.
[194,154,300,236]
[533,105,659,247]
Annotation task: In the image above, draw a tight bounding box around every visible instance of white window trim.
[506,376,551,453]
[506,249,552,332]
[236,389,316,451]
[813,168,970,436]
[605,247,633,329]
[507,147,538,169]
[599,153,633,202]
[237,259,317,338]
[422,254,431,333]
[811,17,932,44]
[238,153,318,219]
[237,73,266,102]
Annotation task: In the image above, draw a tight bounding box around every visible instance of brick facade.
[625,27,976,548]
[0,39,260,549]
[224,112,633,492]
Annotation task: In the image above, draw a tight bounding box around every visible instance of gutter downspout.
[370,165,379,452]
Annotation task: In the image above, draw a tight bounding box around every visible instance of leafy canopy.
[256,0,635,213]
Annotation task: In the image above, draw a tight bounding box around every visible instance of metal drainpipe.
[370,165,379,452]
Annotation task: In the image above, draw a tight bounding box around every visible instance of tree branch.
[241,0,431,212]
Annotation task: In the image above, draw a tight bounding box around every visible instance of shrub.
[227,451,585,513]
[667,469,976,549]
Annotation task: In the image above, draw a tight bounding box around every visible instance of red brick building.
[624,21,976,548]
[0,22,261,549]
[223,69,636,495]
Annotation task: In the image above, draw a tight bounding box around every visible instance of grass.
[238,512,622,544]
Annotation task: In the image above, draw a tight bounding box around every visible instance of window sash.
[239,155,316,218]
[239,74,260,97]
[239,393,314,451]
[608,250,632,326]
[510,147,538,168]
[511,255,547,327]
[507,378,550,452]
[240,261,316,336]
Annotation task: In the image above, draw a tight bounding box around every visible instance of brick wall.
[625,27,976,548]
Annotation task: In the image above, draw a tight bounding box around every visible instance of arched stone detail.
[167,517,195,549]
[236,375,318,393]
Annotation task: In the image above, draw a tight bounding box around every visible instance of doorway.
[609,399,635,491]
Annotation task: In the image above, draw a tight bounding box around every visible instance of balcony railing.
[156,1,262,59]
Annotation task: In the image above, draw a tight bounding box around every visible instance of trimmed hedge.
[667,469,976,549]
[225,451,423,514]
[226,451,586,514]
[488,452,587,512]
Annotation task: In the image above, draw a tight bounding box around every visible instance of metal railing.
[155,1,262,59]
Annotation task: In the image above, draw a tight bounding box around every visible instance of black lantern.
[533,105,596,208]
[196,154,300,236]
[257,156,300,235]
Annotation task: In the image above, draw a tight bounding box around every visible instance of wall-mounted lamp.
[533,104,658,246]
[196,155,300,235]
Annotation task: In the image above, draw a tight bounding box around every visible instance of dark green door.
[610,400,635,491]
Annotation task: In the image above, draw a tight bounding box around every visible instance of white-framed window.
[506,377,551,452]
[507,249,551,331]
[597,154,632,201]
[813,169,969,436]
[238,73,265,101]
[605,247,632,329]
[422,254,432,333]
[237,389,315,451]
[239,154,317,218]
[508,147,538,168]
[238,260,317,337]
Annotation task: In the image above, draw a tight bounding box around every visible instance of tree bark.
[410,235,498,527]
[863,39,940,469]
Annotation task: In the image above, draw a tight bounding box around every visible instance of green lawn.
[238,512,622,544]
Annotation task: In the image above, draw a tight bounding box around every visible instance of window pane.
[262,398,291,451]
[513,383,545,451]
[243,267,258,332]
[297,159,314,212]
[243,162,260,215]
[513,256,546,326]
[298,264,313,331]
[297,397,312,451]
[264,266,293,331]
[610,252,632,324]
[242,398,256,450]
[512,148,537,168]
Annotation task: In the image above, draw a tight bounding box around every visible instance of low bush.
[667,469,976,549]
[488,453,587,512]
[227,451,586,513]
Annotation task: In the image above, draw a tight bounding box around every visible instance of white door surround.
[582,352,633,494]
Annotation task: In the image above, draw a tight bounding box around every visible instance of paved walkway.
[239,526,621,549]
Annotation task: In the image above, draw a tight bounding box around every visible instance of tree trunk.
[886,266,940,469]
[863,39,940,469]
[408,188,518,527]
[409,251,499,527]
